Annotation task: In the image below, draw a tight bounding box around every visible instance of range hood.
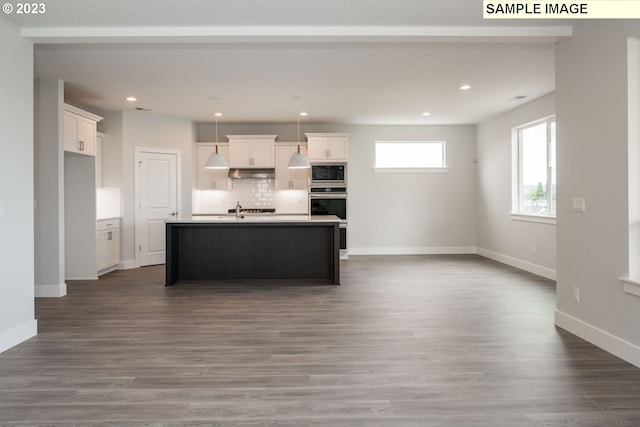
[228,168,275,179]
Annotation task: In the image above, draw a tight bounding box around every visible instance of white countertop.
[168,215,341,224]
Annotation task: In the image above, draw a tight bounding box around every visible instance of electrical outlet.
[533,246,537,255]
[572,286,580,302]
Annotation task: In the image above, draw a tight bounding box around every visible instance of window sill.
[619,277,640,297]
[510,213,556,225]
[373,167,448,174]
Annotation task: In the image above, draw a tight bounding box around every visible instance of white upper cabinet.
[275,144,309,190]
[63,104,102,157]
[305,133,350,162]
[196,144,230,190]
[227,135,276,168]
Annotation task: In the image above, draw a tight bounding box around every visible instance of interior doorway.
[135,148,181,267]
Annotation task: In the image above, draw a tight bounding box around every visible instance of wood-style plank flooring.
[2,255,640,426]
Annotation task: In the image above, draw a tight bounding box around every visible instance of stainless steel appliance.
[310,163,346,186]
[309,186,347,258]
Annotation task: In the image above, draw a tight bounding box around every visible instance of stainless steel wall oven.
[309,186,347,258]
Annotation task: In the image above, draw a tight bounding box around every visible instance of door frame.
[134,147,182,268]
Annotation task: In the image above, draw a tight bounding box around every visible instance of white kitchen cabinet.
[96,218,120,275]
[305,133,350,162]
[275,144,309,189]
[196,143,230,190]
[63,104,102,156]
[227,135,276,168]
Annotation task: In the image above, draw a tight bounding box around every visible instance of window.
[374,141,447,172]
[513,117,556,219]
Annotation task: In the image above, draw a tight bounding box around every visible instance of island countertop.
[167,215,341,223]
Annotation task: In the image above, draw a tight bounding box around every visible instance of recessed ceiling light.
[126,96,137,102]
[422,112,431,117]
[299,112,308,117]
[214,112,223,117]
[459,84,472,90]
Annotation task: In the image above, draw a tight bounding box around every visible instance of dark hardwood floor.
[1,255,640,426]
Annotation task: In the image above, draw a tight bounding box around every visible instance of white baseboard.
[348,246,477,256]
[476,248,556,281]
[555,310,640,368]
[0,319,37,353]
[120,259,137,270]
[35,283,67,298]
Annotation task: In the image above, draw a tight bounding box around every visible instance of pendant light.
[205,113,229,169]
[288,112,311,169]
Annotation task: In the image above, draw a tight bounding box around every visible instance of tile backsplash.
[232,179,273,207]
[193,179,308,214]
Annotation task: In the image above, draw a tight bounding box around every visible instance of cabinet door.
[108,229,120,268]
[250,140,275,167]
[96,229,110,271]
[275,145,309,190]
[63,111,97,156]
[307,137,328,160]
[229,139,252,168]
[275,146,293,189]
[76,116,96,156]
[326,137,348,160]
[63,112,79,152]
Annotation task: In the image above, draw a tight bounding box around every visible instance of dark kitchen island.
[165,215,341,285]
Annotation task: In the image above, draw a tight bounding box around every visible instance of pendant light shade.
[288,113,311,169]
[288,144,311,169]
[204,145,228,169]
[205,113,228,169]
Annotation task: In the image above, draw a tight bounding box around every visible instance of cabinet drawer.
[97,218,120,231]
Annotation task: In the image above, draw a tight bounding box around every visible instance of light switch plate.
[572,197,586,212]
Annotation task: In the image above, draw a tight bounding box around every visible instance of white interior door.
[137,150,178,266]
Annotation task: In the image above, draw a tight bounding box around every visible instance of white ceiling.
[7,0,572,125]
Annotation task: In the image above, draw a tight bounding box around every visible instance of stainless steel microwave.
[310,163,346,185]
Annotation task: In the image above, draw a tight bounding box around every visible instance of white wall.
[34,78,67,297]
[347,125,476,254]
[0,17,37,352]
[555,21,640,367]
[476,93,556,279]
[198,123,477,253]
[120,110,194,266]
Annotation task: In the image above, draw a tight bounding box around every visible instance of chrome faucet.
[235,201,242,219]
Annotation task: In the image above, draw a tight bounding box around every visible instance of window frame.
[373,140,448,173]
[511,116,556,223]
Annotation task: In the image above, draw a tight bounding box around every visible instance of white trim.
[21,25,573,44]
[619,277,640,297]
[65,275,99,281]
[120,259,138,270]
[348,246,476,256]
[35,283,67,298]
[510,213,556,225]
[373,167,448,174]
[0,320,38,353]
[63,103,103,122]
[134,147,182,268]
[477,247,556,280]
[555,310,640,369]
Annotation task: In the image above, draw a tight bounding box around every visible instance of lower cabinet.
[97,218,120,275]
